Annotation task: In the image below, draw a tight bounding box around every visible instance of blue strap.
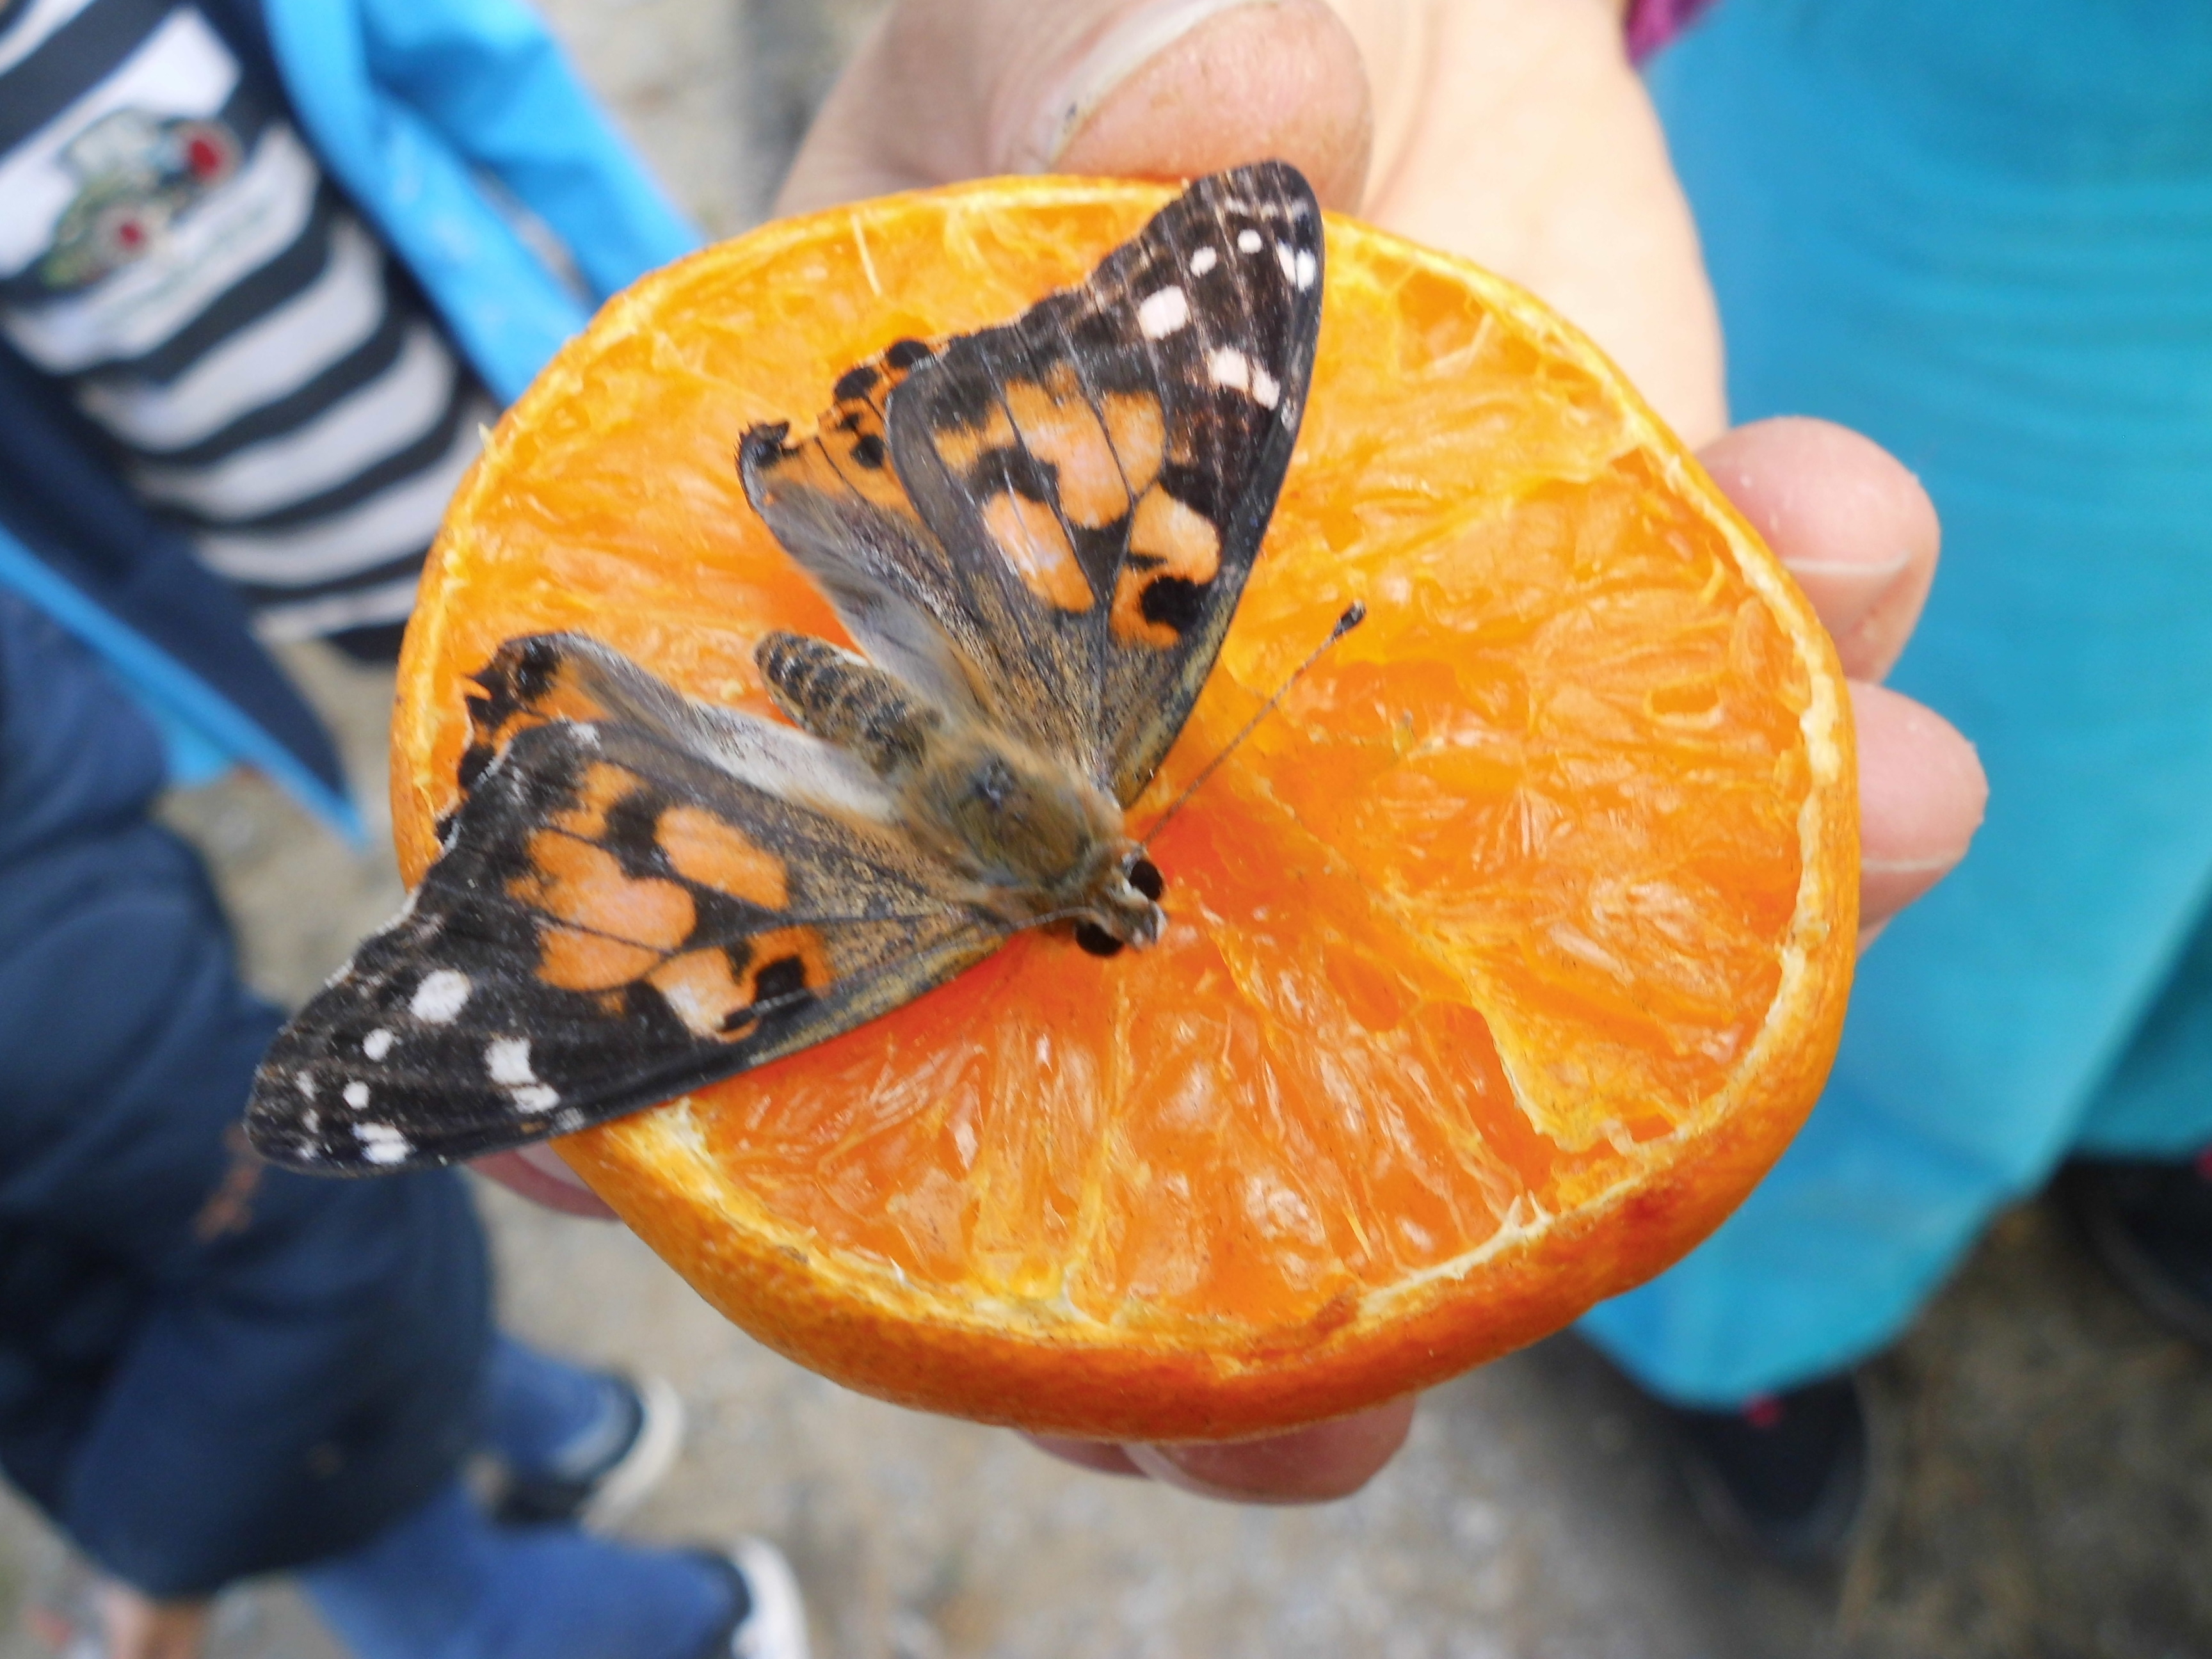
[0,529,361,838]
[261,0,696,403]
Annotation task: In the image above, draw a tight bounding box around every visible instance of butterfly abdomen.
[756,630,943,778]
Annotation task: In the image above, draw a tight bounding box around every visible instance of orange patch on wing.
[1113,486,1222,645]
[1004,376,1121,527]
[1100,392,1166,498]
[470,663,609,755]
[933,405,1016,475]
[1129,486,1221,580]
[647,946,753,1038]
[740,924,832,1002]
[982,491,1093,612]
[511,832,695,949]
[760,426,914,518]
[553,762,645,840]
[657,806,789,908]
[655,926,835,1043]
[539,926,661,991]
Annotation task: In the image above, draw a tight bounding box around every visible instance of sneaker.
[492,1372,685,1528]
[27,1564,266,1659]
[694,1537,810,1659]
[2060,1152,2212,1349]
[1658,1372,1873,1564]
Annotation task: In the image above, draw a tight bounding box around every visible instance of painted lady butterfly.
[246,161,1325,1173]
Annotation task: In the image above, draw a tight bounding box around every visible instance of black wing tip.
[737,421,794,489]
[242,1091,502,1178]
[1192,161,1320,221]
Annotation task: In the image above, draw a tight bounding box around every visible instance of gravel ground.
[6,4,2211,1656]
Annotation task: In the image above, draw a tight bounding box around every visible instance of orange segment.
[394,177,1855,1441]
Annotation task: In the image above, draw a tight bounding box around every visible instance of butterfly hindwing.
[746,161,1324,800]
[246,642,1000,1172]
[737,340,1000,722]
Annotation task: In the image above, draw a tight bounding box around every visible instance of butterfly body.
[756,627,1160,945]
[247,161,1324,1173]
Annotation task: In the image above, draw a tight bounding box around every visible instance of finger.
[1854,680,1986,944]
[470,1146,621,1220]
[1023,1433,1149,1477]
[1049,0,1373,209]
[1697,417,1940,683]
[1119,1396,1416,1503]
[779,0,1373,216]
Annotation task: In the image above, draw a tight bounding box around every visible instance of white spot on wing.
[363,1028,394,1061]
[1189,246,1219,276]
[486,1037,535,1086]
[357,1123,411,1165]
[1137,285,1190,339]
[342,1081,370,1109]
[1294,248,1318,290]
[486,1038,560,1112]
[1250,365,1281,410]
[1206,348,1252,394]
[411,970,472,1024]
[295,1071,316,1100]
[1237,228,1263,254]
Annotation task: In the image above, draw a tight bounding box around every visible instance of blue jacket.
[0,0,697,832]
[0,590,490,1592]
[0,0,697,1589]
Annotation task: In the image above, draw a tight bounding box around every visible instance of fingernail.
[1016,0,1269,173]
[1121,1441,1252,1501]
[1860,851,1962,921]
[1781,551,1911,639]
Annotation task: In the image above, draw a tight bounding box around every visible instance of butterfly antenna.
[1137,601,1365,851]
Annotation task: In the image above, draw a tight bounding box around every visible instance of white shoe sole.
[579,1374,685,1529]
[727,1535,810,1659]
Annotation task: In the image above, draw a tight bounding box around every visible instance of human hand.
[778,0,1722,441]
[92,1580,211,1659]
[776,0,1982,1502]
[483,0,1984,1498]
[1018,413,1979,1503]
[466,411,1980,1490]
[472,1144,618,1218]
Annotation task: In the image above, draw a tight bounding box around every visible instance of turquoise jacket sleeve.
[261,0,700,401]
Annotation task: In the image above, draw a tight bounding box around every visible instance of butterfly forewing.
[890,163,1322,798]
[247,644,1001,1172]
[753,160,1324,800]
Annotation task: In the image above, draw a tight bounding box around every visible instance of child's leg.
[481,1334,685,1525]
[298,1480,732,1659]
[482,1334,635,1479]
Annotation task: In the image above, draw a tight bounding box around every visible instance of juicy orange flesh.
[401,183,1820,1342]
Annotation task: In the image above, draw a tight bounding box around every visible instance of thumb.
[778,0,1374,216]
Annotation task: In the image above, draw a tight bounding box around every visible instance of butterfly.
[244,161,1325,1174]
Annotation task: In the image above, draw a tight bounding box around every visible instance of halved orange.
[396,177,1855,1443]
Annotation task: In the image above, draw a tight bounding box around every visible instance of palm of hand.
[480,0,1988,1503]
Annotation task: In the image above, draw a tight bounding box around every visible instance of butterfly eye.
[1129,857,1165,901]
[1074,922,1125,958]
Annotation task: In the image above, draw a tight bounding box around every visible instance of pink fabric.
[1625,0,1720,61]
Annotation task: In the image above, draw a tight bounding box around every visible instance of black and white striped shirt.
[0,0,493,649]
